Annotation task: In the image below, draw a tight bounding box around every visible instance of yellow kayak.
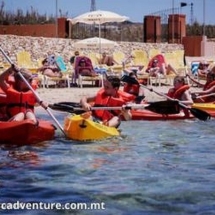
[192,103,215,111]
[192,103,215,118]
[64,114,120,141]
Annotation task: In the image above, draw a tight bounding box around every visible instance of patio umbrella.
[74,37,118,50]
[67,10,129,53]
[69,10,129,25]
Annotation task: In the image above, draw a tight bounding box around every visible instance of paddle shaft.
[55,103,149,111]
[195,92,215,99]
[140,84,191,109]
[90,104,148,110]
[0,46,66,136]
[50,100,182,115]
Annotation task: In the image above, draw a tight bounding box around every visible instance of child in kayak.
[188,68,215,103]
[0,66,40,124]
[80,75,132,128]
[167,75,193,106]
[122,71,145,104]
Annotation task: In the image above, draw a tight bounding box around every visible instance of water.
[1,111,215,215]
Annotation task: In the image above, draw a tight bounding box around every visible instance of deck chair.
[16,51,36,69]
[16,51,44,87]
[113,51,125,64]
[146,54,169,86]
[189,61,208,86]
[148,48,161,60]
[75,56,103,88]
[106,51,125,76]
[43,56,71,88]
[131,50,149,69]
[162,52,183,85]
[87,52,99,67]
[122,50,149,84]
[87,53,110,77]
[173,50,185,69]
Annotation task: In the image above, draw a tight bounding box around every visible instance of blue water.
[1,110,215,215]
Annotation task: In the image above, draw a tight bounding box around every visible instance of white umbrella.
[69,10,129,25]
[74,37,118,50]
[68,10,129,53]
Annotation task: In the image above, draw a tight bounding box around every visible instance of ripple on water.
[1,117,215,214]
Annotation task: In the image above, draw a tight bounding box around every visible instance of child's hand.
[41,101,48,109]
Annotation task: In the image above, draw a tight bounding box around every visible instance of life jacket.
[117,89,136,102]
[0,88,7,120]
[93,89,126,122]
[123,83,140,97]
[167,85,190,100]
[5,86,37,117]
[167,85,190,117]
[6,75,15,85]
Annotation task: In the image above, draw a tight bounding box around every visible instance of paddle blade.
[145,100,180,115]
[48,102,85,114]
[190,108,211,121]
[48,103,74,113]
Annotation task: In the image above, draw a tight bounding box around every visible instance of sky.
[4,0,215,25]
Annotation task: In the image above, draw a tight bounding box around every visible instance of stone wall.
[0,35,184,64]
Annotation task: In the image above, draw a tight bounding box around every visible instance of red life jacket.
[5,86,37,117]
[117,89,136,102]
[93,89,126,122]
[0,88,7,120]
[1,77,38,119]
[167,85,190,99]
[167,85,190,117]
[123,83,140,97]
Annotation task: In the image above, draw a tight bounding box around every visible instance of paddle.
[185,73,203,87]
[121,75,211,121]
[49,102,85,114]
[49,100,180,115]
[0,46,66,136]
[194,92,215,100]
[141,84,211,121]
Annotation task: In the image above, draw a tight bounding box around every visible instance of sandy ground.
[36,85,167,106]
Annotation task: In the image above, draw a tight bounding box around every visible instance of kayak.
[0,119,55,145]
[192,103,215,117]
[192,103,215,111]
[131,109,194,120]
[64,114,120,141]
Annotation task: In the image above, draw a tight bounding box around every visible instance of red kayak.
[0,119,55,145]
[131,109,195,120]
